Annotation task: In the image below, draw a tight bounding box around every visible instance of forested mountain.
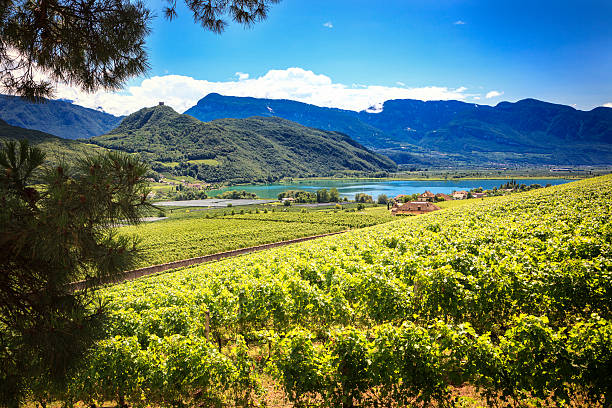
[362,98,612,165]
[184,92,394,148]
[91,105,396,183]
[0,94,122,139]
[185,94,612,165]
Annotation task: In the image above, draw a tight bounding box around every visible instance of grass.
[155,161,180,168]
[187,159,220,166]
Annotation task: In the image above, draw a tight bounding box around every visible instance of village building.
[391,201,441,216]
[185,183,205,190]
[472,192,487,199]
[453,190,469,200]
[417,190,436,202]
[435,193,454,201]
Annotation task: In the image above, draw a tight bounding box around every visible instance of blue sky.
[58,0,612,115]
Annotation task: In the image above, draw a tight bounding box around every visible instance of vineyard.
[120,206,394,268]
[52,176,611,406]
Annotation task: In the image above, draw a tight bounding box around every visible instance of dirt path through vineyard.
[70,229,349,291]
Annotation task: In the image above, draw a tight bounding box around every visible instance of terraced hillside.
[44,176,612,406]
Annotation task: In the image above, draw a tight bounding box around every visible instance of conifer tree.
[0,140,153,406]
[0,0,280,100]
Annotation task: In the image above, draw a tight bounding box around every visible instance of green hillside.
[91,105,397,183]
[0,119,103,163]
[46,174,612,406]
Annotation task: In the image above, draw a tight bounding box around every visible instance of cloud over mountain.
[51,68,471,116]
[486,90,504,99]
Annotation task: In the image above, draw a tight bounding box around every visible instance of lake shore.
[205,177,575,200]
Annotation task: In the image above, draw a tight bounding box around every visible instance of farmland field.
[55,175,612,406]
[120,205,395,268]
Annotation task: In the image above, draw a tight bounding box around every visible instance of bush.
[217,190,258,199]
[278,190,316,203]
[270,329,329,406]
[355,193,373,203]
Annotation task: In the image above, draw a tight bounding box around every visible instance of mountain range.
[185,94,612,166]
[0,94,122,139]
[89,105,396,183]
[2,92,611,167]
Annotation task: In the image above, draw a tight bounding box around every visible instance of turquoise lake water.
[207,178,573,200]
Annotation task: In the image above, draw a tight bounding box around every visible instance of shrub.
[377,194,389,204]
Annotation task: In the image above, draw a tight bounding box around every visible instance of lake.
[207,178,573,200]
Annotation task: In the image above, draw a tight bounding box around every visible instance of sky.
[53,0,612,116]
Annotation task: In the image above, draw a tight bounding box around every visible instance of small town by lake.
[207,178,573,200]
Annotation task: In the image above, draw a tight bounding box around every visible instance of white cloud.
[603,102,612,108]
[235,72,249,80]
[453,20,466,25]
[323,21,333,28]
[52,67,473,116]
[486,90,503,99]
[396,81,405,86]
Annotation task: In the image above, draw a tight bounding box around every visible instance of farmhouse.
[435,193,454,201]
[391,201,441,216]
[472,192,487,199]
[453,190,469,200]
[186,183,205,190]
[417,190,435,202]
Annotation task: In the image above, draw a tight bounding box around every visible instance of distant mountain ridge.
[91,105,396,183]
[3,92,610,166]
[0,94,122,139]
[185,93,612,165]
[184,93,394,148]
